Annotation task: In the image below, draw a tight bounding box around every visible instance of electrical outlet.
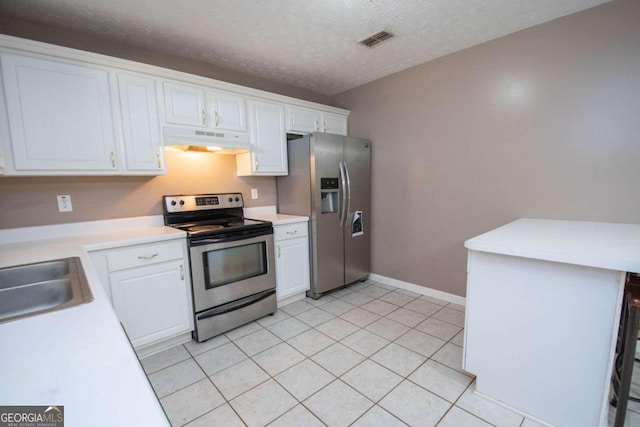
[251,188,258,199]
[57,195,73,212]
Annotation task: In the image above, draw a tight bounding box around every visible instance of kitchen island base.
[464,250,624,427]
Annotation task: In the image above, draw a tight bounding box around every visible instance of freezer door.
[343,136,371,284]
[310,133,345,295]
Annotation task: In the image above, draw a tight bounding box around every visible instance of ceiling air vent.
[359,29,394,48]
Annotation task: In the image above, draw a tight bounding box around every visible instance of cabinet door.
[286,106,321,134]
[322,112,348,136]
[109,260,190,349]
[163,82,206,127]
[247,99,287,175]
[118,73,164,174]
[276,236,310,300]
[0,53,118,172]
[210,91,246,131]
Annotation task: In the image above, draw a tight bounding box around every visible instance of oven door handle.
[190,228,273,246]
[196,289,276,321]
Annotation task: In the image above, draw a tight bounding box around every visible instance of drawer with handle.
[105,240,184,272]
[274,222,308,241]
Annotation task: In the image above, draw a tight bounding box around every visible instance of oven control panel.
[164,193,244,212]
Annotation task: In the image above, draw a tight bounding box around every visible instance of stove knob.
[170,200,177,206]
[234,197,240,202]
[179,200,185,206]
[228,197,233,203]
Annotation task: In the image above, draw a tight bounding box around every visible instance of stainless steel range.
[163,193,276,342]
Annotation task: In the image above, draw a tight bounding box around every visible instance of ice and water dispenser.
[320,178,339,214]
[320,177,364,237]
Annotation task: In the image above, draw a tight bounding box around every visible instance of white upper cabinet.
[287,105,348,136]
[163,82,206,127]
[209,90,246,131]
[237,99,287,176]
[118,73,165,174]
[163,81,246,132]
[0,36,350,176]
[286,106,322,133]
[0,53,119,173]
[322,111,348,135]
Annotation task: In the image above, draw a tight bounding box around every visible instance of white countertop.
[465,218,640,273]
[0,216,182,427]
[244,205,309,225]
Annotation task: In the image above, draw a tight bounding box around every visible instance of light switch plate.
[251,188,258,199]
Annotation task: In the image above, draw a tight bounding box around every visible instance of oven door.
[189,232,275,313]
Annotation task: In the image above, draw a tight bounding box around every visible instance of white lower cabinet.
[110,260,188,348]
[274,221,310,300]
[89,238,193,353]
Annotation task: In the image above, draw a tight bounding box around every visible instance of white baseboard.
[368,273,466,306]
[277,291,306,307]
[135,331,192,359]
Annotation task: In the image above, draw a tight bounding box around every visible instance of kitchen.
[0,0,639,426]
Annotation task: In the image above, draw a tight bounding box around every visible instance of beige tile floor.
[141,280,639,427]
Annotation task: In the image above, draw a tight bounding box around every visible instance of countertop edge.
[247,213,310,225]
[465,218,640,273]
[0,223,178,426]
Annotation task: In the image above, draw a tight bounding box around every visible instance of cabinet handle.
[315,119,320,131]
[277,244,281,258]
[255,156,259,171]
[137,253,158,260]
[201,108,207,126]
[285,230,298,235]
[324,120,328,130]
[156,151,162,169]
[180,264,184,281]
[110,150,116,168]
[214,111,219,127]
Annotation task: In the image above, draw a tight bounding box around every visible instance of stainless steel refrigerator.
[277,132,371,298]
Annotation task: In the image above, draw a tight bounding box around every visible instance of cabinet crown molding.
[0,34,350,116]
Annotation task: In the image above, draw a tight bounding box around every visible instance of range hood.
[163,126,250,153]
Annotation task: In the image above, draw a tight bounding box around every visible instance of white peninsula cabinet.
[463,219,640,427]
[90,237,193,356]
[237,99,287,176]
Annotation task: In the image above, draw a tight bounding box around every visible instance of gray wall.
[0,152,278,228]
[331,0,640,297]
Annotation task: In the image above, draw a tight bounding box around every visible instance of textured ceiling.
[0,0,611,96]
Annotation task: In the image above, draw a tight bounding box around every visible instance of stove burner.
[187,225,225,233]
[163,193,272,241]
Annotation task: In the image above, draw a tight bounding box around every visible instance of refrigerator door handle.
[344,161,352,228]
[339,161,347,227]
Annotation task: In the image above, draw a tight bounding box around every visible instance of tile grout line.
[149,281,478,427]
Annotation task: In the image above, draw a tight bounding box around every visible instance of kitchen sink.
[0,257,94,323]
